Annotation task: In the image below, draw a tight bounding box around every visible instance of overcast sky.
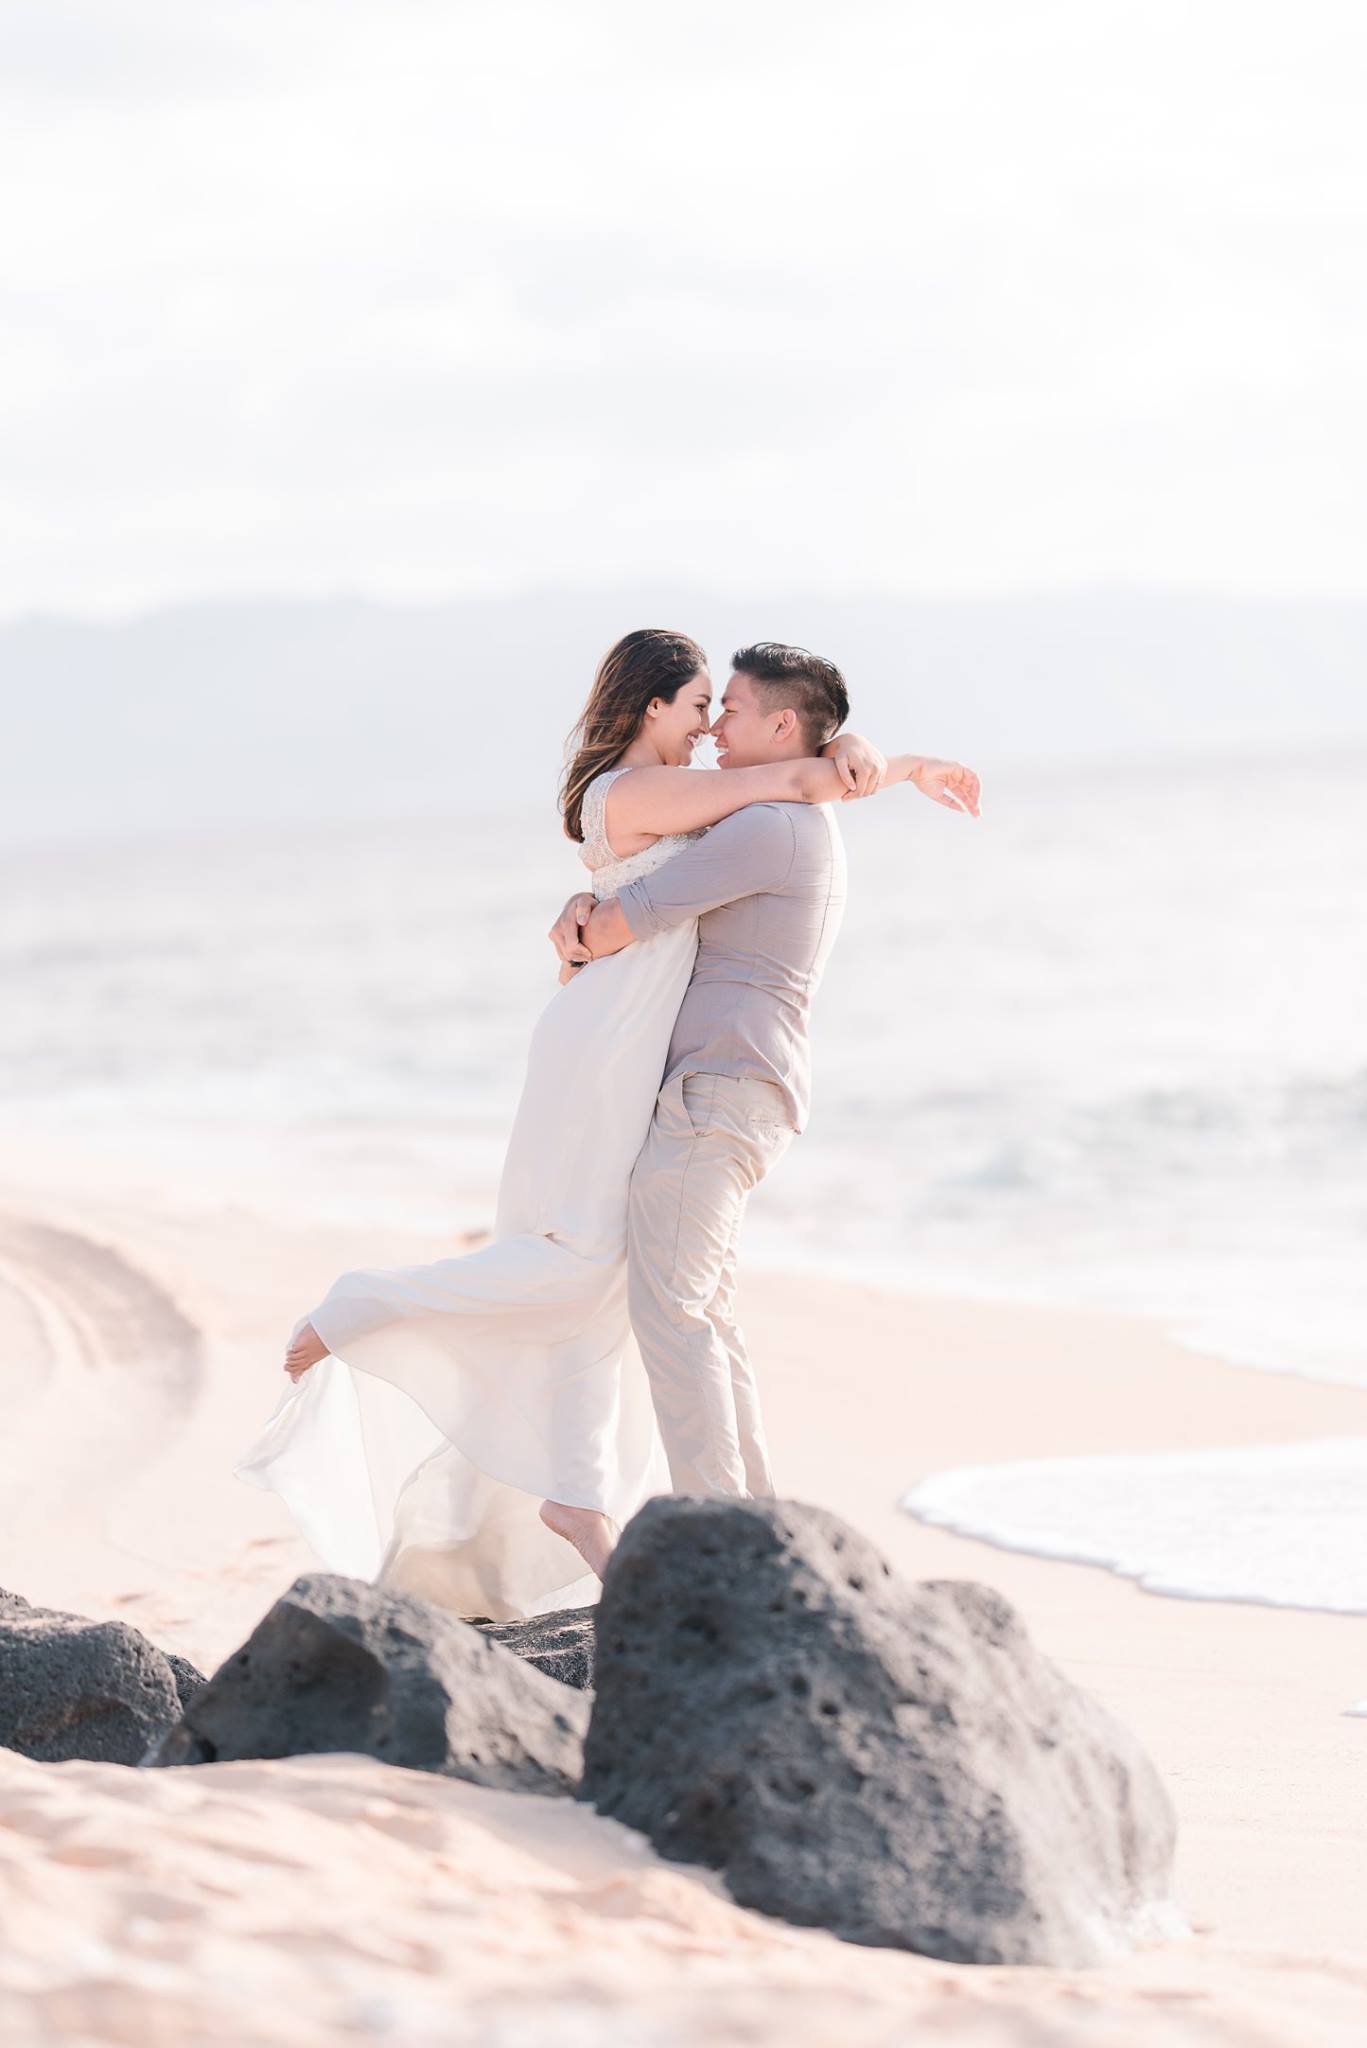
[2,0,1364,618]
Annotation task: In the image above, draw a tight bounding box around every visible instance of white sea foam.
[903,1437,1367,1616]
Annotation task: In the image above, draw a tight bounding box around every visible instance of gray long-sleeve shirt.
[616,802,848,1133]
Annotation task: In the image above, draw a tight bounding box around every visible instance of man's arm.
[579,896,633,960]
[555,805,798,975]
[550,893,631,980]
[611,804,798,945]
[562,808,795,972]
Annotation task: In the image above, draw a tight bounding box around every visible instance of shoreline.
[6,1105,1363,1401]
[5,1097,1360,1400]
[1,1138,1365,2032]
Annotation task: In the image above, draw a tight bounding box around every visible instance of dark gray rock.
[165,1651,207,1714]
[578,1497,1180,1967]
[145,1573,588,1793]
[0,1589,205,1766]
[474,1605,596,1690]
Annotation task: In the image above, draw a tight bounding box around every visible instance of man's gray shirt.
[616,802,848,1133]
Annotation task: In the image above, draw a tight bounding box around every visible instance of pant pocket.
[680,1075,720,1138]
[743,1083,795,1132]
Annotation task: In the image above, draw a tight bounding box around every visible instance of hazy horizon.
[8,581,1367,847]
[11,570,1367,635]
[6,5,1365,845]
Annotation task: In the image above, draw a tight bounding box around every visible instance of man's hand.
[549,892,596,967]
[822,729,887,798]
[910,758,982,818]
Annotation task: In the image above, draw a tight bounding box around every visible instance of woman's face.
[648,670,714,766]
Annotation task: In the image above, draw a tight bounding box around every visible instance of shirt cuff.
[617,879,662,940]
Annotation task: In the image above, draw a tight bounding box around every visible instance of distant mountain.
[5,586,1365,844]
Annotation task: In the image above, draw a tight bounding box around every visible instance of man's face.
[709,671,797,769]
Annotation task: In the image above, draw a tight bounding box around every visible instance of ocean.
[5,747,1364,1616]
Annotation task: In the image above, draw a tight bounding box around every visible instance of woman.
[235,629,926,1620]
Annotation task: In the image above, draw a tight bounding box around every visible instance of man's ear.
[773,707,799,744]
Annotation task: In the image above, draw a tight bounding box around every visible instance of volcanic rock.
[146,1573,587,1793]
[0,1588,205,1766]
[577,1497,1180,1966]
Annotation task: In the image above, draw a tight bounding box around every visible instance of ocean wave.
[902,1438,1367,1637]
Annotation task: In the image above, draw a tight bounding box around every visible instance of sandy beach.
[7,0,1366,2036]
[2,1142,1365,2045]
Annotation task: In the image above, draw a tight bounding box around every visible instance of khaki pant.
[626,1070,797,1498]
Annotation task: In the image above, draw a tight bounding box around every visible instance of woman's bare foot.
[284,1320,328,1381]
[538,1499,620,1581]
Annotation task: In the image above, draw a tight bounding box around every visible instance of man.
[551,641,979,1503]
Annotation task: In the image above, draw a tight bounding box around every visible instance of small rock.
[0,1589,205,1766]
[578,1497,1180,1967]
[145,1573,587,1793]
[474,1605,596,1689]
[164,1651,207,1713]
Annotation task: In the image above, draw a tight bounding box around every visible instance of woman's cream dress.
[235,769,701,1619]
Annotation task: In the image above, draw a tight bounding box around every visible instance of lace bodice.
[579,766,704,900]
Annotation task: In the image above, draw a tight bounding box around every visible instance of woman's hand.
[909,757,982,817]
[821,730,887,798]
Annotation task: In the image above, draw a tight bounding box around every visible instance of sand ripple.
[0,1213,202,1517]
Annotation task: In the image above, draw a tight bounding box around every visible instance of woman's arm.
[895,756,982,815]
[821,729,887,795]
[604,760,836,847]
[607,747,908,847]
[605,750,981,854]
[850,752,981,813]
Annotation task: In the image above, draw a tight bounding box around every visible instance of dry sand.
[1,1144,1364,2045]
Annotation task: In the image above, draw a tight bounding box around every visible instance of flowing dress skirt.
[235,918,698,1620]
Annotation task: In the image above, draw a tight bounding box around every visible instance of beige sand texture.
[1,1148,1365,2045]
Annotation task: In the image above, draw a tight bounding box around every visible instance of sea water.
[4,748,1365,1617]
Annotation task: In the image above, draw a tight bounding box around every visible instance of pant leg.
[627,1071,795,1498]
[705,1202,777,1497]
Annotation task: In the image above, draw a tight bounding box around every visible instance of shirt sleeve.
[617,804,798,939]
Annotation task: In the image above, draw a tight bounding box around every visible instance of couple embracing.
[236,631,980,1620]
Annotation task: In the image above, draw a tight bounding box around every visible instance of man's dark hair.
[732,642,849,751]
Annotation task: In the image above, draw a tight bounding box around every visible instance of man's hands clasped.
[550,892,597,982]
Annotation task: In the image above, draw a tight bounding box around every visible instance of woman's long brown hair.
[560,629,708,842]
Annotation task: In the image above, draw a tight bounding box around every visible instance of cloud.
[1,0,1365,612]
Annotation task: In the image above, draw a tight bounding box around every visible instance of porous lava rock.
[577,1497,1180,1966]
[0,1588,205,1765]
[145,1573,587,1793]
[474,1605,596,1689]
